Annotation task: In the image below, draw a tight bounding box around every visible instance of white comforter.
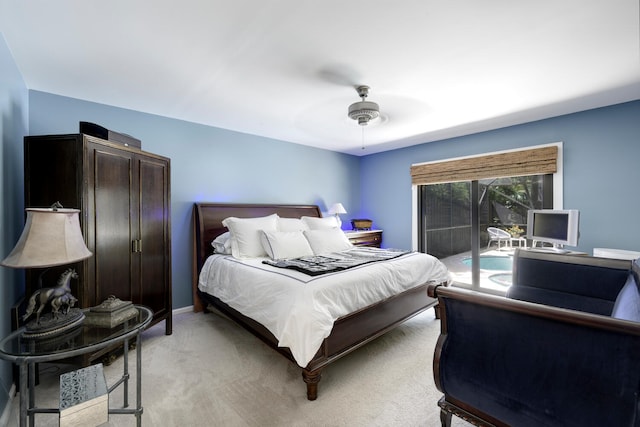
[198,251,449,367]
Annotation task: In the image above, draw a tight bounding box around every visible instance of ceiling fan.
[348,85,380,126]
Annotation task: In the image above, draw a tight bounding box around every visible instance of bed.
[192,202,449,400]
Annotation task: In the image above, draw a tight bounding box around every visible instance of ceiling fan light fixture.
[348,86,379,126]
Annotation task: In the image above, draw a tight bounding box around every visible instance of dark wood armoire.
[23,133,172,362]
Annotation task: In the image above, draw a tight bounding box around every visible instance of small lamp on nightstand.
[328,203,347,228]
[1,203,92,338]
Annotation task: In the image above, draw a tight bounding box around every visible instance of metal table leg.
[28,361,35,427]
[18,361,27,427]
[123,336,129,408]
[136,331,143,427]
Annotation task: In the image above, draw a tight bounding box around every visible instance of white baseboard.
[172,305,193,315]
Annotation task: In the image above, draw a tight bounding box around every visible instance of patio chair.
[487,227,511,249]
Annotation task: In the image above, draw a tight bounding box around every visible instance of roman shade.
[410,145,558,185]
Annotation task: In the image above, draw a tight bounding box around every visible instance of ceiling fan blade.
[317,65,362,88]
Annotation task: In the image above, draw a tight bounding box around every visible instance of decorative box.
[351,219,373,230]
[83,296,139,328]
[59,363,108,427]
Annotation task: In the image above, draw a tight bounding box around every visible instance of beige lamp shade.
[1,208,92,268]
[328,203,347,215]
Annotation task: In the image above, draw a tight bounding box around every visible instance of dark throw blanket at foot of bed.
[263,247,410,276]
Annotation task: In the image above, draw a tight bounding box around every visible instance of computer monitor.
[526,209,580,250]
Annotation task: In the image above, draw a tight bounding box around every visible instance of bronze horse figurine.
[23,268,78,324]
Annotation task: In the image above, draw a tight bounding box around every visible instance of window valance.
[410,145,558,185]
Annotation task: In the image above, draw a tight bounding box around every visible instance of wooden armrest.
[426,283,440,298]
[436,286,640,335]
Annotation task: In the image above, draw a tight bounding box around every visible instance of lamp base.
[22,308,85,339]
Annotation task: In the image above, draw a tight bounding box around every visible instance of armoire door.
[85,141,137,307]
[136,155,172,334]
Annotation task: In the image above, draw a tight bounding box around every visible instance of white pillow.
[304,228,353,254]
[222,214,279,258]
[278,217,309,232]
[301,216,339,230]
[211,231,232,254]
[260,230,314,260]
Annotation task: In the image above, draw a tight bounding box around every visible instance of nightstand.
[344,230,383,248]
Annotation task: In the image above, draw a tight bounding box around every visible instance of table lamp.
[328,203,347,228]
[1,203,92,338]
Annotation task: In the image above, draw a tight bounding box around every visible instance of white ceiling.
[1,1,639,156]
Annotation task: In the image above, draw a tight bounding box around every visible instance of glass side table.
[0,305,152,427]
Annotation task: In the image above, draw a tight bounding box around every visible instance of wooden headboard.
[191,202,322,312]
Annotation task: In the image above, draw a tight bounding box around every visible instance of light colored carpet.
[7,308,472,426]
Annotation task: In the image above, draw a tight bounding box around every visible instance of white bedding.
[198,250,449,367]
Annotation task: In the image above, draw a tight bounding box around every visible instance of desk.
[0,306,152,427]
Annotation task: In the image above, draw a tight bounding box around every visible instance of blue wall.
[361,101,640,254]
[28,91,362,311]
[0,32,29,420]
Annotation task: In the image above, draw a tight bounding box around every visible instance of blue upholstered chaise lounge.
[429,249,640,427]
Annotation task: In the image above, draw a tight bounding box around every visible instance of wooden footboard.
[199,280,442,400]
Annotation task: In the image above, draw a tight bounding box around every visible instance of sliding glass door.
[418,174,552,292]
